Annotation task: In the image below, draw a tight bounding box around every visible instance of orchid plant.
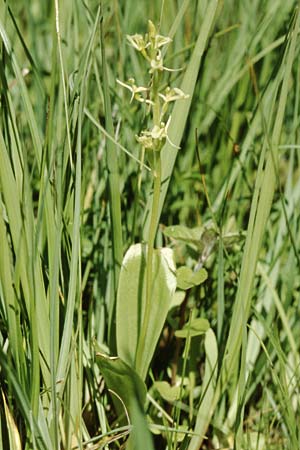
[117,21,189,376]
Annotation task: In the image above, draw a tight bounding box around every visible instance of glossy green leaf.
[116,244,176,380]
[176,267,208,290]
[175,318,210,338]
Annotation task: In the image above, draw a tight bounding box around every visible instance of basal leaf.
[116,244,176,380]
[96,353,147,416]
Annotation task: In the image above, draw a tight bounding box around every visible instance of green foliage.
[176,267,207,290]
[175,318,210,339]
[116,244,176,380]
[0,1,300,449]
[154,381,181,403]
[95,353,147,416]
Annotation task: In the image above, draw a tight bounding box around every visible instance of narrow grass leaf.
[0,351,50,450]
[223,4,300,383]
[2,392,22,450]
[188,328,218,450]
[0,210,24,383]
[100,13,123,346]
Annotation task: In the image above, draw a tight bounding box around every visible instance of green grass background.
[0,1,299,449]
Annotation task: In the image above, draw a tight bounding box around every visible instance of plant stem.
[136,151,161,379]
[135,71,162,378]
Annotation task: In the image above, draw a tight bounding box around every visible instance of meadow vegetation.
[0,1,300,449]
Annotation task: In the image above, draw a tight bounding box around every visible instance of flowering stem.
[152,73,161,125]
[136,72,162,377]
[136,151,161,378]
[121,21,187,378]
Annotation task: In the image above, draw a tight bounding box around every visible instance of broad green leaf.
[176,267,208,290]
[96,353,147,416]
[116,244,176,380]
[128,396,155,450]
[153,381,180,403]
[175,318,210,338]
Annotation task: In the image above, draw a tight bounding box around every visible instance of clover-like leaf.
[176,266,207,290]
[154,381,180,402]
[175,318,210,338]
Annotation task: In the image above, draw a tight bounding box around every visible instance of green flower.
[117,78,152,104]
[149,50,164,72]
[120,21,187,154]
[136,117,179,151]
[159,86,189,103]
[159,86,189,117]
[135,132,154,150]
[126,34,149,53]
[126,20,172,64]
[154,34,172,49]
[147,20,172,50]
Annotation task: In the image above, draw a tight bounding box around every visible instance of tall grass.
[0,1,299,449]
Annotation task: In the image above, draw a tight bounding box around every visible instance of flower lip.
[159,87,189,103]
[126,34,150,52]
[116,78,149,103]
[154,34,172,49]
[135,116,180,151]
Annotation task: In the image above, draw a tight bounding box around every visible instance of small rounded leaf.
[175,318,210,338]
[176,266,207,290]
[169,290,186,310]
[154,381,180,402]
